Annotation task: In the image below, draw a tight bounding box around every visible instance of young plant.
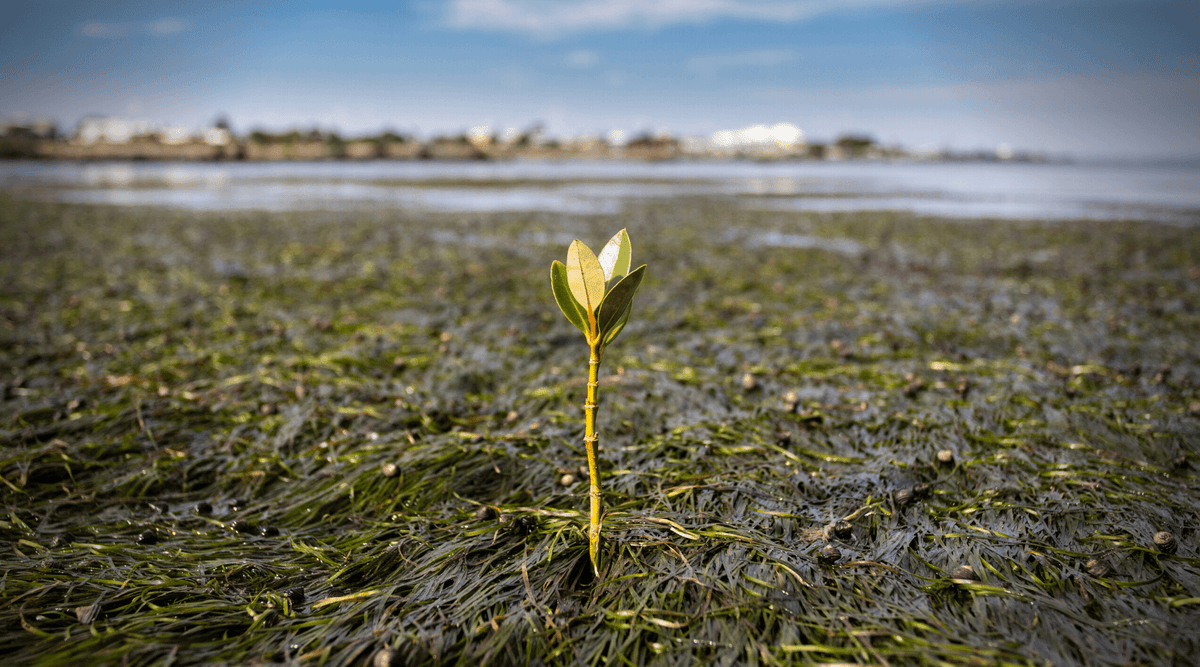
[550,229,646,575]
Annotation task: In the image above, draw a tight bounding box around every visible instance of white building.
[75,117,232,146]
[159,125,194,145]
[467,126,494,149]
[709,123,805,157]
[203,127,232,146]
[76,117,155,144]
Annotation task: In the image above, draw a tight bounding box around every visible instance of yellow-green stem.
[585,341,602,575]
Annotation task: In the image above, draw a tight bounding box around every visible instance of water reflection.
[2,159,1198,223]
[431,229,581,248]
[744,194,1197,223]
[53,182,623,214]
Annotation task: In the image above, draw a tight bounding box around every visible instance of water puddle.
[738,230,866,257]
[744,194,1200,223]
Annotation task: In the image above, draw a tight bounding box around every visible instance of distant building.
[160,125,194,145]
[203,127,232,146]
[708,123,805,157]
[467,126,494,149]
[73,117,232,147]
[76,117,155,144]
[566,133,605,152]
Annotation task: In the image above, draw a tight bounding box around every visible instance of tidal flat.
[1,193,1198,666]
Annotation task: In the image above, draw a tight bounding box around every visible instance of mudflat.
[2,194,1198,666]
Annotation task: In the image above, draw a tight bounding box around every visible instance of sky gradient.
[3,0,1198,158]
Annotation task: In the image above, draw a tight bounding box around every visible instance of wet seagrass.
[1,193,1198,666]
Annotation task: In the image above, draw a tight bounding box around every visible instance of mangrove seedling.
[550,229,647,575]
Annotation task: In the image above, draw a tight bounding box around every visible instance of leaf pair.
[551,229,646,350]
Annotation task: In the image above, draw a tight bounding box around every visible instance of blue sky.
[2,0,1198,158]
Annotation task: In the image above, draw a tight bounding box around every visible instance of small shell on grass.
[819,544,841,563]
[825,520,852,540]
[373,648,399,667]
[74,603,101,625]
[1086,559,1111,578]
[1153,531,1177,554]
[741,373,758,391]
[950,565,977,581]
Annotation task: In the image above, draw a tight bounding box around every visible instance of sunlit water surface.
[3,159,1198,224]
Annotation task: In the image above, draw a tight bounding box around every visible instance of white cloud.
[688,49,794,73]
[149,19,190,36]
[755,72,1200,118]
[566,49,600,67]
[80,22,134,39]
[489,64,536,89]
[751,72,1200,156]
[80,18,190,38]
[443,0,950,37]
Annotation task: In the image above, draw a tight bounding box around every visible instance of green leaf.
[551,260,589,336]
[596,264,645,343]
[601,301,631,349]
[566,240,606,322]
[597,228,632,285]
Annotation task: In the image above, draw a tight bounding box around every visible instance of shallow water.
[2,158,1199,222]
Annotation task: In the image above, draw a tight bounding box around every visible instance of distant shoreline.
[0,136,1055,164]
